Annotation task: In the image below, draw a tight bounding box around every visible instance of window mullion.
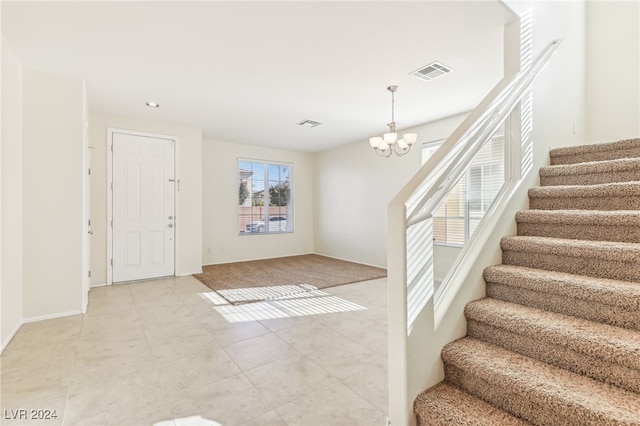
[263,163,269,232]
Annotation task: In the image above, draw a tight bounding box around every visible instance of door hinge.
[88,270,91,278]
[110,220,113,228]
[110,182,113,190]
[88,219,91,226]
[110,258,113,266]
[88,168,91,175]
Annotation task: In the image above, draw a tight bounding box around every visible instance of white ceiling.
[2,1,515,152]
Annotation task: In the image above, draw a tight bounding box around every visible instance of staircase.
[414,138,640,425]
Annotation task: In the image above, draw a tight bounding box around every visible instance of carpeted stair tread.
[442,337,640,425]
[515,209,640,242]
[516,209,640,225]
[465,298,640,370]
[500,236,640,281]
[485,264,640,332]
[540,157,640,186]
[501,236,640,262]
[414,382,531,426]
[549,138,640,165]
[466,298,640,393]
[528,181,640,210]
[483,264,640,311]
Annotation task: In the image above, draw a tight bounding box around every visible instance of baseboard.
[22,310,83,324]
[1,320,24,354]
[201,252,315,267]
[178,271,202,276]
[91,282,107,288]
[312,252,387,270]
[202,253,387,270]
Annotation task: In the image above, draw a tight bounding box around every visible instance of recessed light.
[145,101,160,108]
[298,119,322,128]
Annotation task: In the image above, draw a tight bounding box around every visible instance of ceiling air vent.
[411,62,453,82]
[298,119,322,128]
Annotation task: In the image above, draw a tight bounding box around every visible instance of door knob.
[88,230,94,235]
[169,215,174,220]
[168,224,174,228]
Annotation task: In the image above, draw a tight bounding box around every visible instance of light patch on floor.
[155,415,222,426]
[199,287,367,323]
[216,283,317,304]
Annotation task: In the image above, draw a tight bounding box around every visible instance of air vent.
[298,119,322,128]
[411,62,453,82]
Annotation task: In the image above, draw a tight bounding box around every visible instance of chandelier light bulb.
[397,139,408,150]
[369,137,382,148]
[383,132,398,144]
[404,133,418,145]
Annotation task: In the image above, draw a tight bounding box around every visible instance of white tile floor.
[1,276,389,426]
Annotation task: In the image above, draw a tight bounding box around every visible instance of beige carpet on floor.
[193,254,387,304]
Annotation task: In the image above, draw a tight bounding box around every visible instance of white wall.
[314,113,468,268]
[586,0,640,143]
[1,36,23,350]
[89,112,203,285]
[22,69,85,320]
[202,139,314,264]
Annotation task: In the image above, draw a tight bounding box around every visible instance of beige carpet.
[194,254,386,304]
[414,138,640,425]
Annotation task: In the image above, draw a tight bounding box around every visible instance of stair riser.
[550,146,640,165]
[540,169,640,186]
[467,320,640,393]
[486,283,640,331]
[502,249,640,281]
[415,384,531,426]
[517,222,640,243]
[444,365,592,426]
[529,196,640,210]
[445,363,638,426]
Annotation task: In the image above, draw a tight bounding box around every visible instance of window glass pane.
[239,160,293,234]
[422,131,504,245]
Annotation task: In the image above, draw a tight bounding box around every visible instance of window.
[422,133,504,245]
[238,159,293,234]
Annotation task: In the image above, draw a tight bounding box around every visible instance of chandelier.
[369,85,417,157]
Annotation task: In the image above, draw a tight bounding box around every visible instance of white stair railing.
[387,39,562,426]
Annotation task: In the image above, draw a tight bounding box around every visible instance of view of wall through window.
[238,159,293,234]
[421,132,505,245]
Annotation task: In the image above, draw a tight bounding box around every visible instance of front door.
[112,132,176,282]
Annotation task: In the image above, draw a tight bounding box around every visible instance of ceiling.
[2,1,515,152]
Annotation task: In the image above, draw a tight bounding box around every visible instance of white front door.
[112,132,176,282]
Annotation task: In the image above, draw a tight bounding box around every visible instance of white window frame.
[238,158,293,235]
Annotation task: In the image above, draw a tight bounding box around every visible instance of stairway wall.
[586,1,640,143]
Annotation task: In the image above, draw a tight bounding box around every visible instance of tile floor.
[1,276,389,426]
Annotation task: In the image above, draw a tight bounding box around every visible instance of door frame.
[106,128,181,285]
